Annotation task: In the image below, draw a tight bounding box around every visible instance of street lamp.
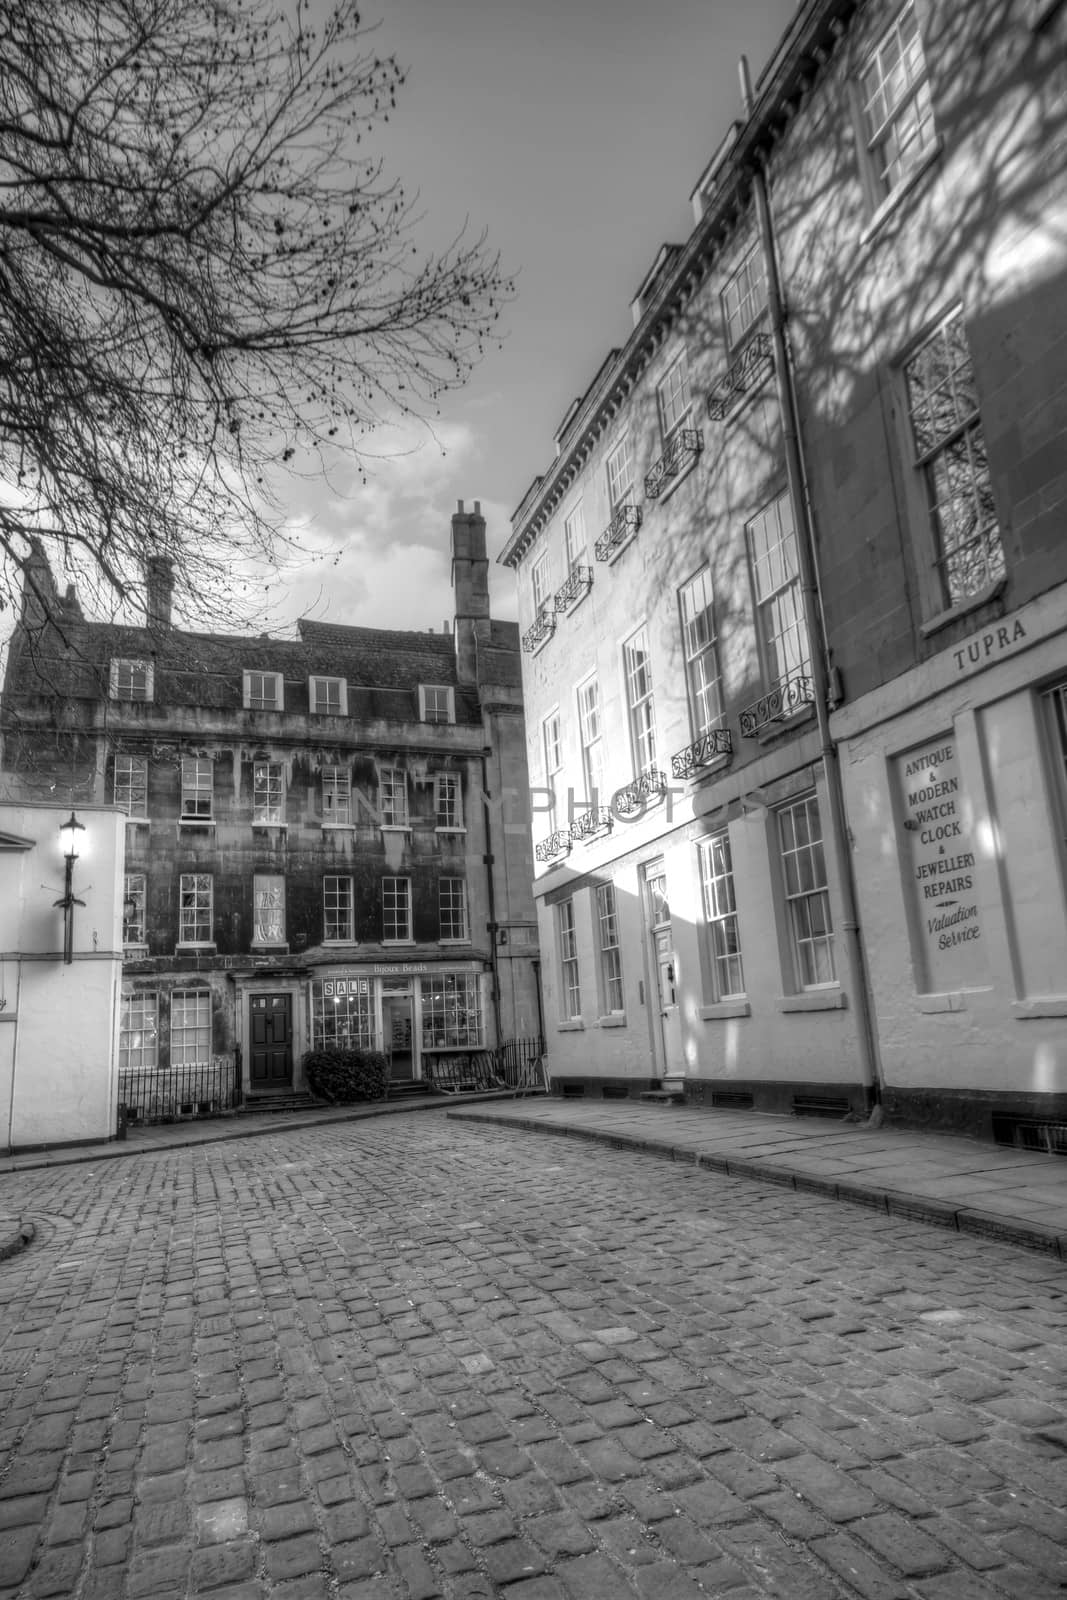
[54,811,86,965]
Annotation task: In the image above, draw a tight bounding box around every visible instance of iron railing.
[671,727,733,779]
[706,333,775,422]
[119,1058,241,1125]
[555,565,594,612]
[613,767,668,815]
[424,1036,547,1096]
[522,605,557,654]
[594,504,641,562]
[738,671,816,738]
[644,428,703,499]
[535,828,571,863]
[569,805,613,843]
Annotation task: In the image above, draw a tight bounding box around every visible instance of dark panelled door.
[249,994,292,1089]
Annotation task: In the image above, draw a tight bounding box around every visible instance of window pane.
[383,877,411,941]
[171,989,211,1067]
[323,875,354,941]
[778,797,835,989]
[119,990,158,1070]
[253,874,285,945]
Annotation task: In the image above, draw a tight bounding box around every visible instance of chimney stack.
[451,500,491,685]
[146,555,174,631]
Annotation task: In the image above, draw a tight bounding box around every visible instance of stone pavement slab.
[447,1101,1067,1257]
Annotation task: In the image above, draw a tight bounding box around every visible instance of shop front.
[307,960,490,1084]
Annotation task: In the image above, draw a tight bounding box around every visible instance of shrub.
[303,1048,390,1103]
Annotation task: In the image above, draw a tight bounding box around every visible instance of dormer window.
[309,675,347,716]
[243,670,282,711]
[419,685,455,724]
[110,658,153,702]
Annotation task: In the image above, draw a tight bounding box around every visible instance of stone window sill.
[597,1014,627,1029]
[178,818,215,829]
[557,1019,585,1032]
[777,988,846,1013]
[176,943,217,954]
[700,999,751,1020]
[920,577,1007,639]
[125,816,150,828]
[1012,996,1067,1019]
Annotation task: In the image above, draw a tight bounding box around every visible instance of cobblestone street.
[0,1117,1065,1600]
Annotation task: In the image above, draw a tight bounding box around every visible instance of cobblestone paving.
[0,1120,1065,1600]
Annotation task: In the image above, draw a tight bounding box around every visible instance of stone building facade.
[2,504,540,1118]
[501,0,1067,1142]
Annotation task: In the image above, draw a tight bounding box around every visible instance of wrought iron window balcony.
[534,828,572,864]
[613,766,668,815]
[706,332,775,422]
[645,428,703,500]
[738,671,816,739]
[569,806,613,844]
[522,604,557,654]
[670,727,733,780]
[594,504,641,563]
[555,565,593,613]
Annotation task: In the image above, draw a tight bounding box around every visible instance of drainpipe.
[480,749,503,1049]
[740,57,882,1108]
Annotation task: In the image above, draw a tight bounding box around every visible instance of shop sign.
[321,978,370,997]
[898,736,987,991]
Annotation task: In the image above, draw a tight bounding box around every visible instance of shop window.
[311,977,373,1049]
[421,974,483,1048]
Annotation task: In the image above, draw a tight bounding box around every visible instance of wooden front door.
[249,994,293,1090]
[382,996,414,1081]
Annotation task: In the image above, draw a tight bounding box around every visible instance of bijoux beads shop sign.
[897,735,987,993]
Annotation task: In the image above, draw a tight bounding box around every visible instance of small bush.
[303,1048,390,1103]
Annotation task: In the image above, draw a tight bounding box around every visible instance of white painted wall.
[0,803,124,1150]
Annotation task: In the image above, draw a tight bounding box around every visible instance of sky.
[253,0,801,638]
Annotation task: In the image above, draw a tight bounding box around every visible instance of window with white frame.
[323,875,354,941]
[322,766,352,825]
[309,675,346,715]
[243,670,282,711]
[577,677,604,806]
[606,434,634,511]
[434,772,463,830]
[311,977,374,1049]
[110,658,153,702]
[860,4,936,201]
[557,898,581,1020]
[623,627,657,773]
[439,877,468,942]
[178,873,213,944]
[564,503,587,575]
[420,974,483,1048]
[419,684,455,724]
[171,988,212,1067]
[721,242,767,351]
[778,795,836,988]
[657,353,691,439]
[595,883,624,1013]
[180,757,213,820]
[543,710,563,830]
[679,568,724,738]
[113,754,148,819]
[531,551,551,614]
[253,873,286,946]
[253,760,284,824]
[699,833,745,999]
[119,990,157,1070]
[903,309,1004,610]
[747,493,811,690]
[123,873,147,949]
[382,877,412,942]
[379,766,409,828]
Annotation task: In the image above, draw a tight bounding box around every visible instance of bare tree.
[0,0,511,628]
